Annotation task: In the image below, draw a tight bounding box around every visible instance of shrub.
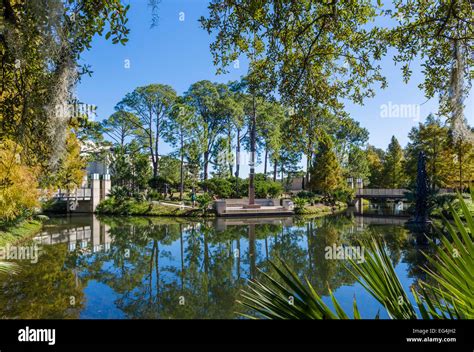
[296,191,315,199]
[196,193,213,213]
[95,198,116,214]
[200,178,233,198]
[267,181,283,198]
[293,197,307,213]
[147,190,164,201]
[255,179,283,198]
[41,199,67,213]
[109,186,129,203]
[148,176,169,191]
[0,140,39,224]
[331,187,354,204]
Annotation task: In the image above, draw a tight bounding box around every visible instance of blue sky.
[77,0,473,174]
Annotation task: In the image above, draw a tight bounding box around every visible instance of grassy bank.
[96,198,348,218]
[96,198,215,218]
[0,219,43,247]
[296,202,347,216]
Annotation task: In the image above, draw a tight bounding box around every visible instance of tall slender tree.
[184,81,231,182]
[165,99,197,200]
[382,136,406,188]
[119,84,177,178]
[102,111,139,148]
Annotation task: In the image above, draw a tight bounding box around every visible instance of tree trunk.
[148,108,158,179]
[305,156,311,190]
[264,147,268,179]
[155,115,160,177]
[203,150,209,181]
[179,132,184,200]
[235,128,241,196]
[228,130,233,177]
[248,94,257,205]
[273,159,278,182]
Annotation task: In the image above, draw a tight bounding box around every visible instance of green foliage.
[0,0,130,174]
[147,190,164,202]
[196,193,213,213]
[309,134,344,200]
[201,0,387,107]
[0,261,19,275]
[332,186,355,204]
[405,114,471,190]
[292,198,306,214]
[345,146,371,186]
[382,136,407,188]
[52,130,86,191]
[366,145,385,187]
[387,1,472,106]
[118,84,177,178]
[255,179,283,199]
[41,199,67,214]
[296,191,315,199]
[239,259,363,319]
[416,190,474,318]
[158,156,183,188]
[97,196,216,217]
[0,220,43,247]
[266,181,284,198]
[200,178,234,199]
[110,143,151,194]
[108,186,129,204]
[184,80,238,181]
[102,110,139,147]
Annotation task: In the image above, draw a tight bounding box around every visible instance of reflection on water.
[0,213,436,319]
[359,200,411,216]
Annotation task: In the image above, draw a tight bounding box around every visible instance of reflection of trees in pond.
[12,214,426,319]
[74,221,245,318]
[402,230,438,287]
[348,224,410,265]
[263,225,308,281]
[0,244,84,318]
[305,216,357,296]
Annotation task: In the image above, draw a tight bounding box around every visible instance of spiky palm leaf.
[415,190,474,319]
[237,259,367,319]
[238,189,474,319]
[346,238,417,319]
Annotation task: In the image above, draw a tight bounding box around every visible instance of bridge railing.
[356,188,409,197]
[355,188,455,197]
[52,188,92,200]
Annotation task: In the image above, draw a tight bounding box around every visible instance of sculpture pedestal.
[243,204,261,209]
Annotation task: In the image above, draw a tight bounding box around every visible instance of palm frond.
[345,239,417,319]
[237,259,363,319]
[416,192,474,318]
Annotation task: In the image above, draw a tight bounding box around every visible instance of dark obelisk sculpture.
[409,151,432,244]
[413,151,430,224]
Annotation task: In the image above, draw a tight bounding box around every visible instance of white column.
[91,173,100,212]
[101,174,111,200]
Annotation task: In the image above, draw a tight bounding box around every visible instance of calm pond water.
[0,210,435,319]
